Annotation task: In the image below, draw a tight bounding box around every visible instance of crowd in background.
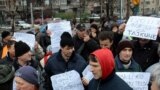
[0,16,160,90]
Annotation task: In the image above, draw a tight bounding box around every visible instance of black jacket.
[13,59,39,71]
[133,40,159,71]
[44,50,87,90]
[88,71,133,90]
[73,35,99,62]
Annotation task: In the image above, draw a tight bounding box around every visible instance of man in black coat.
[73,23,99,62]
[87,48,133,90]
[45,32,87,90]
[133,38,159,71]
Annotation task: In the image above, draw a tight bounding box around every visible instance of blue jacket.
[44,50,87,90]
[115,56,142,72]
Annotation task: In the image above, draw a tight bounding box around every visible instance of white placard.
[47,21,72,53]
[82,65,94,81]
[13,32,35,49]
[116,72,150,90]
[124,16,160,40]
[51,70,84,90]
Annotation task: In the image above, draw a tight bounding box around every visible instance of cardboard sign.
[13,32,35,49]
[116,72,150,90]
[51,70,84,90]
[47,21,72,53]
[124,16,160,40]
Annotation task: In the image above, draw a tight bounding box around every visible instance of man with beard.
[45,32,87,90]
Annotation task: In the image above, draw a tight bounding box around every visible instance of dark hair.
[89,54,98,62]
[98,31,114,42]
[7,40,16,48]
[111,23,118,31]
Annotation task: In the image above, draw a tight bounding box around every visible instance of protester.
[89,24,99,43]
[14,66,39,90]
[111,23,119,33]
[87,48,133,90]
[98,31,116,56]
[133,38,159,71]
[149,63,160,90]
[45,32,87,90]
[40,45,52,68]
[73,23,99,61]
[0,31,12,59]
[13,41,39,71]
[39,26,51,54]
[98,30,123,57]
[115,40,142,72]
[35,26,43,44]
[1,31,12,47]
[0,40,16,64]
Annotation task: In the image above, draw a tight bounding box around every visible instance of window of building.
[146,8,150,11]
[146,1,150,5]
[0,1,5,5]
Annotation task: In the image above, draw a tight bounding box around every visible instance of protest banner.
[47,21,72,53]
[116,72,150,90]
[51,70,84,90]
[124,16,160,40]
[13,32,35,49]
[82,65,94,82]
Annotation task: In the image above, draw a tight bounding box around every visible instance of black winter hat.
[15,41,30,57]
[60,32,74,47]
[1,31,10,39]
[117,40,134,54]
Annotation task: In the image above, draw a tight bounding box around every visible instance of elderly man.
[14,66,39,90]
[150,63,160,90]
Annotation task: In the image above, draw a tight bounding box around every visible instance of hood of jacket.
[91,48,115,80]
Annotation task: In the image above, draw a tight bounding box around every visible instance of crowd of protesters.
[0,16,159,90]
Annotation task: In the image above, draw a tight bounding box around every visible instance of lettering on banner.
[48,21,72,53]
[124,16,160,40]
[51,70,84,90]
[116,72,150,90]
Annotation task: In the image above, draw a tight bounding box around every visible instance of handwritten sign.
[124,16,160,40]
[116,72,150,90]
[13,32,35,49]
[47,21,72,53]
[82,65,94,82]
[51,70,84,90]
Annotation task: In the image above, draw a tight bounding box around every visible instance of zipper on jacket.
[97,79,101,90]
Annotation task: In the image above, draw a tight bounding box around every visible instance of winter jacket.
[13,59,39,71]
[44,50,87,90]
[88,71,133,90]
[73,35,99,61]
[88,48,133,90]
[115,56,142,72]
[133,40,159,71]
[0,64,15,90]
